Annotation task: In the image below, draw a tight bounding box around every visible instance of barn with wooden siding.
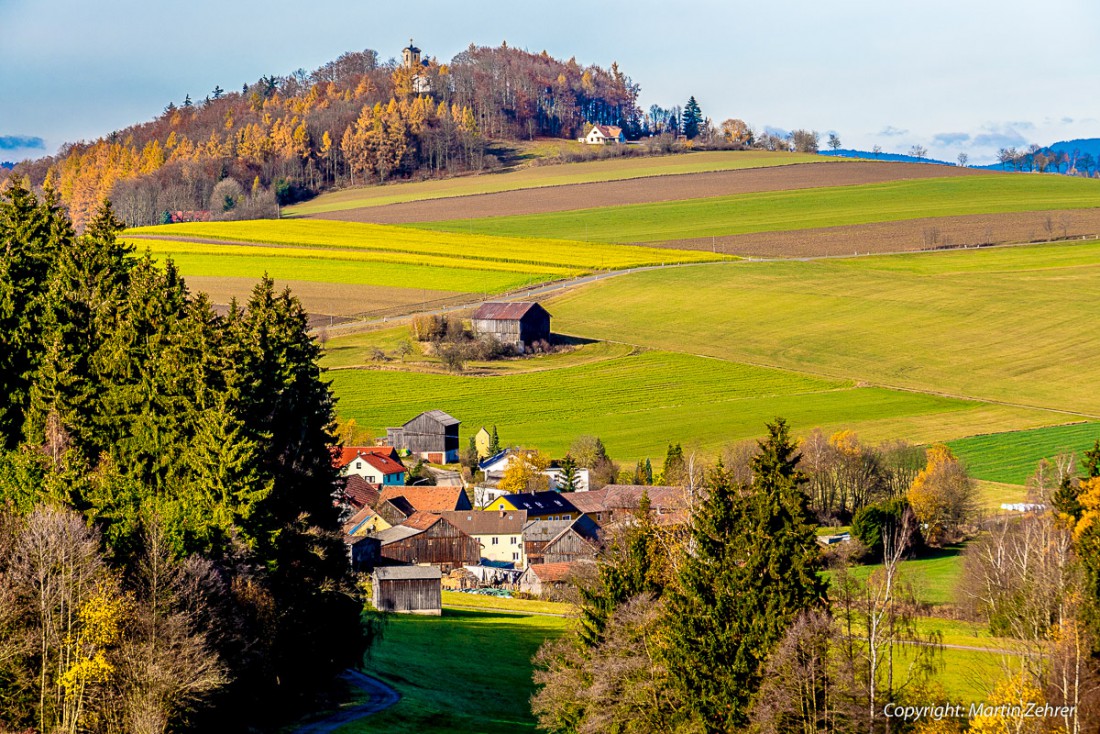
[372,512,480,573]
[386,410,461,464]
[471,302,551,353]
[524,515,600,565]
[372,566,442,615]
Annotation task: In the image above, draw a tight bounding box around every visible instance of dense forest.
[12,43,644,229]
[0,181,366,731]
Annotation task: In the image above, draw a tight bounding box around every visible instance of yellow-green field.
[544,242,1100,416]
[409,175,1100,243]
[284,150,829,215]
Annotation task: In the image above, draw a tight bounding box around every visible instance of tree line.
[13,43,642,230]
[0,181,367,731]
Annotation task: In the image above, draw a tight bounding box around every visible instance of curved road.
[294,669,400,734]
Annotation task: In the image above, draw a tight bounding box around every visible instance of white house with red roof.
[583,124,625,144]
[337,446,407,486]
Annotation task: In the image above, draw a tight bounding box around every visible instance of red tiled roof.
[360,453,406,475]
[334,446,400,468]
[471,302,546,321]
[529,562,576,583]
[379,486,467,512]
[591,125,623,138]
[343,475,381,509]
[402,511,443,531]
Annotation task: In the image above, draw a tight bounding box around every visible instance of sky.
[2,0,1099,165]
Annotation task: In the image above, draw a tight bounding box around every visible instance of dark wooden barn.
[373,512,480,573]
[386,410,460,464]
[372,566,442,615]
[471,302,551,353]
[524,515,600,565]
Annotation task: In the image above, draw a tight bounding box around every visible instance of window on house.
[510,537,517,545]
[513,552,519,561]
[492,537,499,545]
[355,461,362,469]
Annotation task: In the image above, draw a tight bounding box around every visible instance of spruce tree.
[1086,440,1100,479]
[663,418,826,732]
[558,454,579,491]
[662,442,684,484]
[682,96,703,139]
[489,425,501,454]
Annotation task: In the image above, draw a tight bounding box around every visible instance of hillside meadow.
[544,241,1100,417]
[409,175,1100,243]
[327,350,1063,463]
[947,422,1100,485]
[285,149,830,215]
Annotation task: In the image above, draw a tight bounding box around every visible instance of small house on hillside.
[474,427,493,459]
[583,125,625,145]
[471,302,551,353]
[386,410,461,464]
[372,566,441,615]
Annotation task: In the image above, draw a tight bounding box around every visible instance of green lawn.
[442,591,574,616]
[840,546,965,607]
[285,150,829,215]
[328,350,1062,462]
[410,175,1100,243]
[948,422,1100,484]
[344,608,571,733]
[545,242,1100,417]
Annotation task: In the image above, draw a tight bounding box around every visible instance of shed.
[519,562,580,598]
[471,302,551,353]
[372,566,442,615]
[373,512,481,573]
[386,410,461,464]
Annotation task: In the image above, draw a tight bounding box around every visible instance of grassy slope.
[948,422,1100,484]
[545,242,1100,416]
[327,350,1060,462]
[410,175,1100,243]
[347,609,571,734]
[841,546,965,606]
[286,150,828,215]
[128,220,731,270]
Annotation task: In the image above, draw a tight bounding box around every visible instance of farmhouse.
[340,449,406,486]
[566,484,688,527]
[341,474,381,509]
[583,124,625,145]
[372,565,442,615]
[440,510,528,567]
[491,491,580,522]
[386,410,461,464]
[471,302,551,353]
[372,512,480,572]
[519,562,586,598]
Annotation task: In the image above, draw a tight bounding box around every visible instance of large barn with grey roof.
[471,302,551,353]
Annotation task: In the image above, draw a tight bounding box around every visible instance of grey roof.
[374,565,441,581]
[411,409,460,427]
[370,525,422,545]
[440,510,528,536]
[472,302,549,321]
[523,519,576,542]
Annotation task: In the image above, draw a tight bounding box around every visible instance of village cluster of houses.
[335,409,688,615]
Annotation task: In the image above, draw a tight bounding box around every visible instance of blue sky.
[2,0,1098,164]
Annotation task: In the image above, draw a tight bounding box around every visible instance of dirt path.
[293,669,400,734]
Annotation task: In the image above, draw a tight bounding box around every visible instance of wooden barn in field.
[471,302,551,353]
[372,566,442,615]
[386,410,461,464]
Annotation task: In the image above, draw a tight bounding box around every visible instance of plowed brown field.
[311,161,991,224]
[651,209,1100,257]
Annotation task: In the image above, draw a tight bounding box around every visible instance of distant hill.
[820,149,956,167]
[0,161,15,171]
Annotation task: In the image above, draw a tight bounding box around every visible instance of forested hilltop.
[13,43,643,229]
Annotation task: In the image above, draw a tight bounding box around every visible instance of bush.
[851,497,922,559]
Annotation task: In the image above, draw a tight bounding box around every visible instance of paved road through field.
[293,669,400,734]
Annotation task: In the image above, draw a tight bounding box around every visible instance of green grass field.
[285,150,829,215]
[128,220,731,270]
[328,350,1062,462]
[948,422,1100,485]
[841,546,965,607]
[346,608,570,733]
[410,175,1100,243]
[545,242,1100,417]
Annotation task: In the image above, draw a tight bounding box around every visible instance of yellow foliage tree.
[498,450,551,493]
[1073,477,1100,538]
[907,444,975,545]
[969,672,1046,734]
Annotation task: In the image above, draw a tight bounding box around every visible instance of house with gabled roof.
[440,509,528,567]
[583,124,625,145]
[490,491,579,522]
[371,511,480,572]
[386,410,461,464]
[378,485,472,513]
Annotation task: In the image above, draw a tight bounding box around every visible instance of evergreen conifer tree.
[558,454,579,491]
[489,425,501,454]
[663,418,826,732]
[662,442,685,484]
[682,96,703,139]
